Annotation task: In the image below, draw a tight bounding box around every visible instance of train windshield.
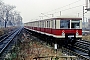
[60,20,70,28]
[71,20,80,29]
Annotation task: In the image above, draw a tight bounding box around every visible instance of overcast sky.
[3,0,90,23]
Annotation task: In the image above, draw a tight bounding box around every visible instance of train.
[24,16,82,46]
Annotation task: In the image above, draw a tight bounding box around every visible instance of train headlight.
[76,32,79,36]
[76,30,79,36]
[62,32,65,36]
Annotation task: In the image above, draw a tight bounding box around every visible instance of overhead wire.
[40,4,85,19]
[35,0,84,20]
[43,0,82,14]
[52,4,85,14]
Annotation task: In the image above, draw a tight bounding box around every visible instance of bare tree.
[0,1,22,28]
[8,11,22,26]
[3,5,16,28]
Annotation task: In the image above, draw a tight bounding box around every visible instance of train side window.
[41,21,42,28]
[42,21,44,28]
[40,21,41,28]
[55,20,56,29]
[48,21,50,28]
[47,21,48,28]
[51,20,53,28]
[44,21,46,28]
[37,22,39,27]
[42,21,43,28]
[39,21,40,27]
[52,20,56,29]
[45,21,46,28]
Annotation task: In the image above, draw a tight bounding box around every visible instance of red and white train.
[24,17,82,45]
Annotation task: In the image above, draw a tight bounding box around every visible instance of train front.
[59,18,82,44]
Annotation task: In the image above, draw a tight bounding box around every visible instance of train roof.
[47,16,82,20]
[25,16,82,23]
[50,17,82,20]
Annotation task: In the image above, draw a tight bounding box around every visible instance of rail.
[0,27,23,57]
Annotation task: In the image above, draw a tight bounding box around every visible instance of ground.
[82,35,90,41]
[15,33,63,60]
[0,27,18,36]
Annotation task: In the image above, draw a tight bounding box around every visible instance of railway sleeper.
[74,43,90,50]
[73,46,89,54]
[75,42,90,47]
[74,44,89,51]
[68,43,90,56]
[76,40,90,45]
[62,47,90,60]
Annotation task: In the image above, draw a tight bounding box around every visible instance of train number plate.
[68,35,74,37]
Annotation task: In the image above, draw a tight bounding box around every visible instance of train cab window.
[71,20,80,29]
[60,20,70,28]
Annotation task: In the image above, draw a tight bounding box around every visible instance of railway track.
[0,27,23,58]
[62,46,90,60]
[75,39,90,55]
[62,39,90,60]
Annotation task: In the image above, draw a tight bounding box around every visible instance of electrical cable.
[43,0,82,14]
[52,4,85,14]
